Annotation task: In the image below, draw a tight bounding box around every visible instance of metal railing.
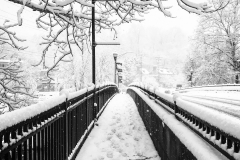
[127,85,196,160]
[128,83,240,160]
[0,83,118,160]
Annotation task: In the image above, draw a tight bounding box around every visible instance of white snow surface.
[177,84,240,92]
[155,89,174,104]
[181,90,240,102]
[68,88,87,100]
[176,97,240,140]
[75,93,160,160]
[128,87,228,160]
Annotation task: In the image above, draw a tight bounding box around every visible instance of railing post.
[85,88,88,127]
[93,86,97,122]
[97,86,100,113]
[174,102,178,118]
[173,93,179,118]
[64,98,69,160]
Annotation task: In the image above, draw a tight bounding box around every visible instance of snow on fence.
[128,83,240,160]
[0,83,118,160]
[177,84,240,93]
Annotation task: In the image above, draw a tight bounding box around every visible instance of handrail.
[0,83,118,160]
[129,83,240,160]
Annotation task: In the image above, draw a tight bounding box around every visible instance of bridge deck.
[75,93,160,160]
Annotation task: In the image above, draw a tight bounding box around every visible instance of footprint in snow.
[101,147,107,152]
[106,135,112,140]
[117,124,123,128]
[116,118,121,122]
[134,137,140,141]
[108,132,113,136]
[138,126,142,131]
[97,156,104,160]
[110,122,115,126]
[116,133,124,140]
[125,130,131,135]
[111,128,116,133]
[107,151,113,158]
[121,152,128,157]
[117,148,123,153]
[112,143,120,149]
[132,125,137,130]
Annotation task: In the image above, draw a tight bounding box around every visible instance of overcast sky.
[95,0,203,66]
[0,0,205,67]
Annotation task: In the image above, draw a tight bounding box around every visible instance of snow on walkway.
[75,93,160,160]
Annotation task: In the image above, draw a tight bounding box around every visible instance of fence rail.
[128,83,240,160]
[0,84,118,160]
[127,87,197,160]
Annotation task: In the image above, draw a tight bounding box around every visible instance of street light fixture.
[113,53,118,84]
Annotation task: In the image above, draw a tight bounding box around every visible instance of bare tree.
[96,53,112,84]
[0,0,214,75]
[0,44,35,114]
[185,0,240,85]
[122,55,140,85]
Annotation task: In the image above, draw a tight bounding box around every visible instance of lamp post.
[113,53,118,84]
[91,0,120,84]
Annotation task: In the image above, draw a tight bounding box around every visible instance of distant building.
[0,59,11,68]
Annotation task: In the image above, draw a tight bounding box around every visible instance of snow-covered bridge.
[0,83,240,160]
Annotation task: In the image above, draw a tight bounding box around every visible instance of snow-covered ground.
[75,93,160,160]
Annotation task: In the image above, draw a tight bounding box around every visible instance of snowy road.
[75,93,160,160]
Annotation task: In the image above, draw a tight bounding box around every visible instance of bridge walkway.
[75,93,160,160]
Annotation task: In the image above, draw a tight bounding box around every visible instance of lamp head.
[190,68,193,73]
[113,53,118,60]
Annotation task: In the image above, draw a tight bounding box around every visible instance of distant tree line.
[185,0,240,86]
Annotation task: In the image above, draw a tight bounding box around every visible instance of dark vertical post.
[114,62,116,83]
[235,74,239,84]
[118,76,119,88]
[64,98,68,160]
[113,53,117,84]
[92,0,95,84]
[190,72,193,87]
[93,86,97,120]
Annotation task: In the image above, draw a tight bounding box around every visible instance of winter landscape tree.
[0,0,225,112]
[184,0,239,86]
[122,55,140,86]
[0,43,35,114]
[0,0,214,73]
[96,53,113,84]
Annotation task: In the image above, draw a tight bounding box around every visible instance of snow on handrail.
[128,87,228,160]
[0,83,118,159]
[177,84,240,92]
[177,97,240,140]
[129,82,174,104]
[0,95,66,132]
[129,83,240,159]
[0,83,116,132]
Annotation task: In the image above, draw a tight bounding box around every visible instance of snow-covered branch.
[2,0,213,73]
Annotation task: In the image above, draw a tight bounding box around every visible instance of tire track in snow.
[75,93,160,160]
